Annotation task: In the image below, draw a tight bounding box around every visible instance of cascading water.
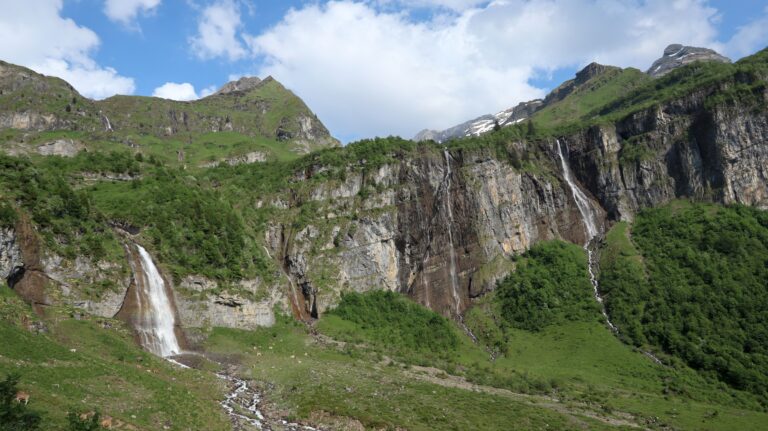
[130,245,181,357]
[102,114,113,132]
[556,140,617,332]
[442,149,462,316]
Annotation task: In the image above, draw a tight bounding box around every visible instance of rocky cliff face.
[271,75,767,320]
[267,144,603,318]
[0,227,22,282]
[562,87,768,221]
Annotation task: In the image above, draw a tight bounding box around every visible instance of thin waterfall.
[556,140,617,332]
[102,114,113,132]
[443,149,462,316]
[556,140,599,239]
[130,244,181,357]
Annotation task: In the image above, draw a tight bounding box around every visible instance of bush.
[66,411,100,431]
[0,374,41,431]
[326,291,459,359]
[495,241,601,331]
[0,200,17,229]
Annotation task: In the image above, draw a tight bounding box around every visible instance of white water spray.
[132,245,181,357]
[443,149,462,316]
[217,373,265,429]
[556,140,617,332]
[102,114,113,132]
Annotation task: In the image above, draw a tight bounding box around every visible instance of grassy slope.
[531,68,650,132]
[0,288,229,431]
[207,277,768,431]
[0,64,335,168]
[205,319,628,431]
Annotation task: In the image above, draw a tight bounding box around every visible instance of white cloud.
[199,85,219,98]
[0,0,135,99]
[724,7,768,59]
[248,0,721,139]
[104,0,161,25]
[34,59,135,100]
[376,0,488,11]
[190,0,248,61]
[152,82,199,100]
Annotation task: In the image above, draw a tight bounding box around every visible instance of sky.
[0,1,767,143]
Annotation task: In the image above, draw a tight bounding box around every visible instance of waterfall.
[443,149,462,316]
[556,140,599,240]
[556,140,617,332]
[102,114,113,132]
[130,245,181,357]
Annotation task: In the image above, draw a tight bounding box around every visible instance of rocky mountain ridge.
[415,44,732,143]
[647,43,731,77]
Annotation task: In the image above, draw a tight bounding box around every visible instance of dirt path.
[308,331,648,430]
[400,363,648,430]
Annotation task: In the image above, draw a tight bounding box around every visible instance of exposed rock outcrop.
[0,227,22,282]
[200,151,268,168]
[647,44,731,77]
[36,139,84,157]
[214,76,263,96]
[175,276,279,329]
[8,214,51,308]
[562,87,768,221]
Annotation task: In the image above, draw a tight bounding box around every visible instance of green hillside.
[0,62,338,168]
[600,202,768,397]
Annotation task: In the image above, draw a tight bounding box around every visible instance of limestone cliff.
[269,64,767,320]
[562,84,768,221]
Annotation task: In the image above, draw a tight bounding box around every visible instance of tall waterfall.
[556,140,617,332]
[130,245,181,357]
[443,149,462,315]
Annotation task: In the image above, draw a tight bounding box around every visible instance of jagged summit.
[575,62,616,85]
[646,44,731,77]
[214,76,264,95]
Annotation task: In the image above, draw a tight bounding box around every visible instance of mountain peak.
[214,76,263,95]
[647,44,731,77]
[575,62,617,85]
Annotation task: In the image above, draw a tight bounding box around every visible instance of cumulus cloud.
[247,0,721,139]
[104,0,161,25]
[152,82,199,100]
[190,0,249,61]
[0,0,135,99]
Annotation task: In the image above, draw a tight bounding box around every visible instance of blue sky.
[1,0,767,142]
